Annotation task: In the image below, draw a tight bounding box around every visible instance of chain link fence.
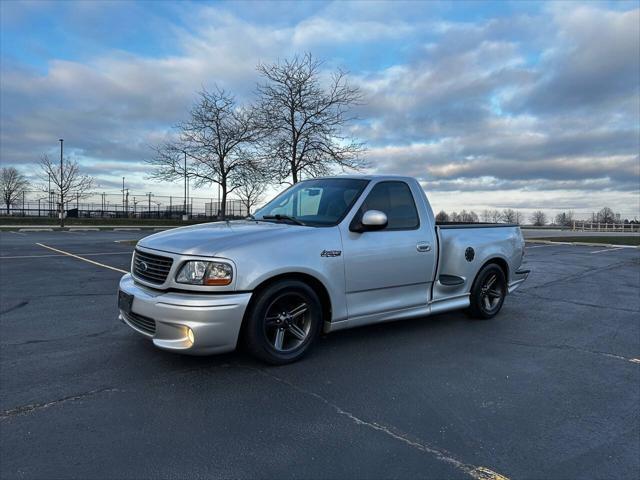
[1,191,248,220]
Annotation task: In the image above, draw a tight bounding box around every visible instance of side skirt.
[324,294,470,333]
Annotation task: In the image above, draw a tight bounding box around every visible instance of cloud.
[0,1,638,216]
[508,6,640,115]
[350,4,639,215]
[291,16,414,46]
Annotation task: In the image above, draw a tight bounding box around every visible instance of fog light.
[186,327,195,345]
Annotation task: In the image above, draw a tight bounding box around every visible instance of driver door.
[339,181,436,319]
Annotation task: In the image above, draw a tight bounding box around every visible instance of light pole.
[183,152,187,219]
[59,139,64,227]
[48,172,51,216]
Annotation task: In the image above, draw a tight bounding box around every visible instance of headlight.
[176,261,233,286]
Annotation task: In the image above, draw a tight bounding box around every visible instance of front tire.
[468,264,507,319]
[243,279,323,364]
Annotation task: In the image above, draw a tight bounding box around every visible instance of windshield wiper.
[262,214,306,226]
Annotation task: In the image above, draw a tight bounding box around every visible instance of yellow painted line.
[36,243,128,274]
[471,467,510,480]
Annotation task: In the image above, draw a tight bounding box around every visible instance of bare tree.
[236,169,268,215]
[482,209,502,223]
[595,207,617,224]
[529,210,547,226]
[148,140,197,214]
[450,210,478,223]
[256,53,365,184]
[435,210,449,223]
[555,211,574,227]
[515,211,524,225]
[0,167,29,215]
[458,210,479,223]
[502,209,521,224]
[39,154,94,226]
[148,88,259,217]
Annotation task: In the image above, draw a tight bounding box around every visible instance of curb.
[526,239,639,249]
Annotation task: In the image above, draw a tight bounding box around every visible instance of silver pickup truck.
[118,175,529,363]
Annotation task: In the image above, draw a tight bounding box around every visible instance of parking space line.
[1,252,131,259]
[36,243,128,274]
[590,247,626,254]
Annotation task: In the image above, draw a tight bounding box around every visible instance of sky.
[1,0,639,219]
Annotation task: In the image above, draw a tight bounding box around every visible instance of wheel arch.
[482,256,509,279]
[472,256,509,290]
[242,272,333,327]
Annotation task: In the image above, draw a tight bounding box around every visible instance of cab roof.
[309,174,418,183]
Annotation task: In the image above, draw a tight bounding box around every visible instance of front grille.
[133,250,173,284]
[124,311,156,335]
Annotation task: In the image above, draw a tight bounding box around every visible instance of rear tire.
[468,264,506,319]
[244,279,323,365]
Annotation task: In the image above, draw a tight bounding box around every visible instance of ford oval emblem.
[139,261,148,272]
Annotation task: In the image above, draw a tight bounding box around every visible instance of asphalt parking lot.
[1,230,638,480]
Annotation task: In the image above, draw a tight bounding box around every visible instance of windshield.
[254,178,369,226]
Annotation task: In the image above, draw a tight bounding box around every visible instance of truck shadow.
[138,309,506,372]
[318,311,472,347]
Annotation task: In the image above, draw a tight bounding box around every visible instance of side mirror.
[350,210,388,233]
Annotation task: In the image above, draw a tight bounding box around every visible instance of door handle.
[417,242,432,252]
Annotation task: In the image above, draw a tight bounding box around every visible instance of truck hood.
[138,220,295,257]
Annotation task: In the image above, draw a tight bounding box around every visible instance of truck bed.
[432,223,524,303]
[436,222,518,229]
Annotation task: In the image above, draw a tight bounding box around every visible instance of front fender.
[217,227,349,322]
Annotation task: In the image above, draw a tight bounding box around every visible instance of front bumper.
[118,274,252,355]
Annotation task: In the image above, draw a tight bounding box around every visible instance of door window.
[359,181,419,230]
